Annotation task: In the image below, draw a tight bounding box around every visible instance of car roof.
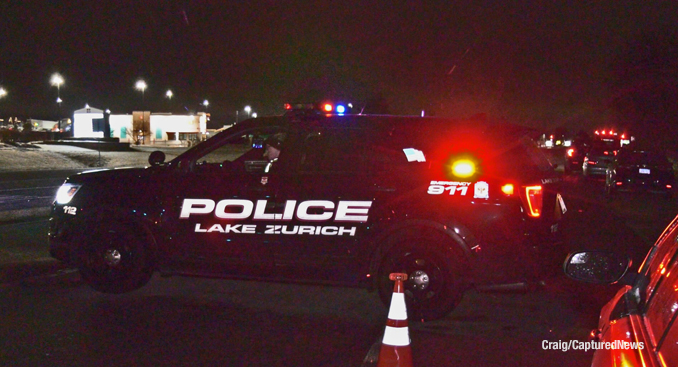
[252,113,538,138]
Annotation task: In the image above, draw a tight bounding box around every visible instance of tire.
[377,230,467,322]
[78,224,154,294]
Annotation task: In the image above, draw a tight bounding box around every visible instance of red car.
[564,214,678,366]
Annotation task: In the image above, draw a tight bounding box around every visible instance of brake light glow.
[501,184,514,195]
[452,160,475,178]
[524,185,543,217]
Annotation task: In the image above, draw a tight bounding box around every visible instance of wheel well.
[76,210,159,267]
[368,223,472,288]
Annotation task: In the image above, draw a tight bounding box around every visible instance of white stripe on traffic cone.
[377,273,413,367]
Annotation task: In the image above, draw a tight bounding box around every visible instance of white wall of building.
[107,112,207,143]
[73,106,104,138]
[109,114,133,140]
[72,105,207,144]
[149,114,204,142]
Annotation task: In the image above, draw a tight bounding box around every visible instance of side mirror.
[148,150,166,166]
[564,251,631,284]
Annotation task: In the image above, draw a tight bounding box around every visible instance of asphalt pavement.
[0,170,79,284]
[0,143,185,284]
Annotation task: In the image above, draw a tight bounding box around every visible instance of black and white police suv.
[49,104,566,321]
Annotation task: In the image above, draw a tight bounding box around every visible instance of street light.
[0,87,6,98]
[135,80,147,104]
[244,105,251,118]
[203,99,209,107]
[51,73,64,106]
[252,112,257,118]
[166,90,173,99]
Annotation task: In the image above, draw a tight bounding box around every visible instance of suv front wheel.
[78,223,154,294]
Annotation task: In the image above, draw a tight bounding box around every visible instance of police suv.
[49,104,566,321]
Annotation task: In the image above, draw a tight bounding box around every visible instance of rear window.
[619,151,670,166]
[588,146,617,157]
[498,137,553,172]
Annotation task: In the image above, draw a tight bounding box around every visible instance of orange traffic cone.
[377,273,413,367]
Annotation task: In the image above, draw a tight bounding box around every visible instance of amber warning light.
[451,160,475,178]
[501,184,514,196]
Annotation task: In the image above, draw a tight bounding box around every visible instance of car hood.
[66,166,156,184]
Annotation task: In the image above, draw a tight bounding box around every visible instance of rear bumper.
[583,166,607,176]
[612,176,674,193]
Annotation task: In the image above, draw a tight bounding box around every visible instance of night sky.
[1,1,677,131]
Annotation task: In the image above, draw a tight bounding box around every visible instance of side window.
[299,128,365,173]
[645,238,678,354]
[364,141,418,173]
[640,222,678,350]
[194,127,286,173]
[641,221,678,304]
[658,308,678,364]
[297,127,424,174]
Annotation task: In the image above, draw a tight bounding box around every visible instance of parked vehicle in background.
[564,213,678,366]
[605,148,674,198]
[582,144,618,179]
[564,140,590,172]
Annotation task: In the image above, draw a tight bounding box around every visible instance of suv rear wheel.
[377,230,467,322]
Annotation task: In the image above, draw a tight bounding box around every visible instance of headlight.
[55,184,82,204]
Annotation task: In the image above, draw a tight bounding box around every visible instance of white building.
[73,105,208,145]
[73,105,104,138]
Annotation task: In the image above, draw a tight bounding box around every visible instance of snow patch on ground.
[0,143,187,171]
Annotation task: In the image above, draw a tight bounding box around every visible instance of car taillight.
[523,185,542,217]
